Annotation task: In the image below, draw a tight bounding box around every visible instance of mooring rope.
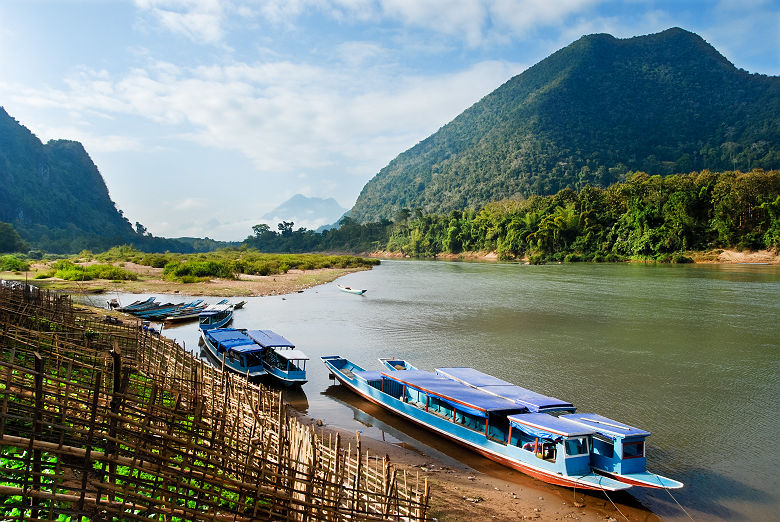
[655,475,695,520]
[596,475,629,521]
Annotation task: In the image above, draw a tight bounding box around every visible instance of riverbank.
[1,263,369,296]
[371,248,780,264]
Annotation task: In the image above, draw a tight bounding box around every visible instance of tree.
[277,221,294,237]
[135,222,148,236]
[0,222,29,253]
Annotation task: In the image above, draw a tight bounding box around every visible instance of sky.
[1,1,778,241]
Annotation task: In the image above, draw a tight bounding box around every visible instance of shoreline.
[370,248,780,264]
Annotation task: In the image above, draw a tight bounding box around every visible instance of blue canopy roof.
[562,413,651,440]
[507,413,595,440]
[435,367,575,413]
[205,329,261,353]
[353,370,384,382]
[246,330,295,348]
[381,370,524,414]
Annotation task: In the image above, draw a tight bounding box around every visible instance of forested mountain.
[349,28,780,222]
[0,107,196,253]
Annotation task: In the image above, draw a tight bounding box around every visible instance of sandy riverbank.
[6,263,368,296]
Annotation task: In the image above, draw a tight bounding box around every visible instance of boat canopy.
[273,348,309,361]
[507,413,595,441]
[382,370,523,414]
[205,329,259,353]
[562,413,651,440]
[436,367,575,413]
[353,370,384,382]
[247,329,295,348]
[199,304,232,316]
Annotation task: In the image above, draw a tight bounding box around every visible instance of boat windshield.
[564,437,589,457]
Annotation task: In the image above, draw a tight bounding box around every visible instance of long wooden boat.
[385,359,683,490]
[322,355,630,491]
[201,328,308,386]
[338,285,366,295]
[118,296,156,312]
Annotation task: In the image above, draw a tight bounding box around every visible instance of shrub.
[0,255,30,272]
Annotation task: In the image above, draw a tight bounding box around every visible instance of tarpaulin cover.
[204,329,259,353]
[272,348,309,360]
[381,370,522,414]
[246,329,295,348]
[507,413,595,440]
[435,367,575,413]
[352,370,384,382]
[562,413,650,440]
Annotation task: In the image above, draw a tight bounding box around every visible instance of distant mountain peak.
[261,194,347,230]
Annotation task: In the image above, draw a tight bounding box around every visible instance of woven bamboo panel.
[0,284,430,520]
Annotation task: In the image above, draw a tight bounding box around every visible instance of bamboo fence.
[0,283,430,520]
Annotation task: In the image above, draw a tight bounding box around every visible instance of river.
[87,260,780,520]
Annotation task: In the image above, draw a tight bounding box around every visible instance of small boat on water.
[338,285,366,295]
[201,328,308,386]
[232,300,247,309]
[322,355,631,491]
[381,358,682,489]
[198,303,234,330]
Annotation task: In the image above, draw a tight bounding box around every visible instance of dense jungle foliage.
[243,170,779,262]
[349,28,779,223]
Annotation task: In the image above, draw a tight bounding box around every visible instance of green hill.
[0,107,139,252]
[349,28,780,222]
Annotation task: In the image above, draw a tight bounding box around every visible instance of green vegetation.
[242,169,778,263]
[0,255,30,271]
[51,260,138,281]
[0,222,29,253]
[161,251,379,282]
[349,28,779,223]
[383,170,779,262]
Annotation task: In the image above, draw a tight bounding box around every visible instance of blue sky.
[1,0,778,240]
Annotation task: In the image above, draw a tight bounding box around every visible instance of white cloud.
[134,0,225,43]
[6,55,522,181]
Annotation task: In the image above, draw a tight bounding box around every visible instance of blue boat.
[253,330,309,386]
[562,413,683,489]
[201,328,308,386]
[201,328,266,378]
[322,356,630,492]
[198,303,234,330]
[390,360,683,490]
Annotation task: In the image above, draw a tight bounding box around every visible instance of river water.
[89,260,780,520]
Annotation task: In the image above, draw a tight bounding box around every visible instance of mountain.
[261,194,347,230]
[0,107,139,252]
[0,107,199,253]
[349,28,780,222]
